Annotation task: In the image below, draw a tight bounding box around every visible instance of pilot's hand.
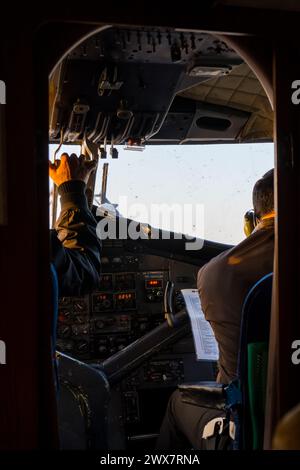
[49,153,97,187]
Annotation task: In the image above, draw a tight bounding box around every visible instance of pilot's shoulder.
[197,246,232,287]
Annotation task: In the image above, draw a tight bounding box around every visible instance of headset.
[244,209,275,237]
[243,209,259,237]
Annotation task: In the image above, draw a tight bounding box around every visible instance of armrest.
[178,381,226,410]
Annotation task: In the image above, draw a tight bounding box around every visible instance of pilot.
[49,153,101,296]
[156,169,274,450]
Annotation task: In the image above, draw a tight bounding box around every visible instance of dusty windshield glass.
[49,143,274,245]
[93,143,274,245]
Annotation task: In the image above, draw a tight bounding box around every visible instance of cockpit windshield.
[50,142,273,245]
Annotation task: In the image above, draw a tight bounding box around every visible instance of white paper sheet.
[181,289,219,361]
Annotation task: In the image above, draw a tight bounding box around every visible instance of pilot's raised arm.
[49,153,101,297]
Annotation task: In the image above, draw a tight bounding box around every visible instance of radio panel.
[92,293,114,312]
[91,314,131,333]
[144,272,164,303]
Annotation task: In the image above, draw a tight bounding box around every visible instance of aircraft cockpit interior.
[4,2,300,461]
[48,25,274,451]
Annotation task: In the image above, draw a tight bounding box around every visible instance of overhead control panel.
[49,26,243,146]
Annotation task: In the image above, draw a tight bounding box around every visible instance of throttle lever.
[81,136,99,208]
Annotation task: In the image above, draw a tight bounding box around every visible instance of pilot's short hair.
[252,169,274,219]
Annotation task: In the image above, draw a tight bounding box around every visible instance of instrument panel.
[56,248,196,361]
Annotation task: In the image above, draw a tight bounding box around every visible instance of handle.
[164,280,177,327]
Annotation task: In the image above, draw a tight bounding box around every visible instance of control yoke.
[164,280,178,327]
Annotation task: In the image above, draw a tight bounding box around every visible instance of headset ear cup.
[244,210,256,236]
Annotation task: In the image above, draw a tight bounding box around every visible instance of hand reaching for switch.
[49,153,97,187]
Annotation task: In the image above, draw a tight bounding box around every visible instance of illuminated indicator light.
[146,279,162,287]
[98,294,107,300]
[117,293,134,300]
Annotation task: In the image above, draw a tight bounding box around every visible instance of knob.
[76,341,89,352]
[58,325,71,339]
[102,299,111,308]
[96,320,105,329]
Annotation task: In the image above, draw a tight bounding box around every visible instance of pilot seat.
[178,273,273,450]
